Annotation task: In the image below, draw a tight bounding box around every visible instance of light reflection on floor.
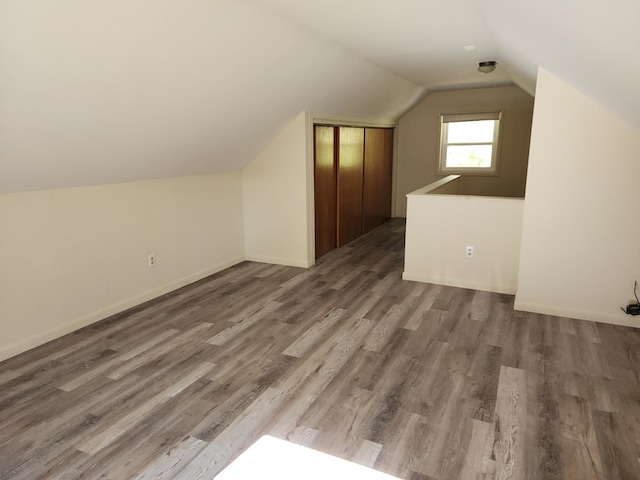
[216,436,401,479]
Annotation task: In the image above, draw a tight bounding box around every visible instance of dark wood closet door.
[314,126,337,259]
[362,128,394,234]
[337,127,365,247]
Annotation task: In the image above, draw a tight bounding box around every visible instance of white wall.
[0,0,422,195]
[242,112,313,268]
[395,86,534,216]
[516,68,640,326]
[0,174,245,361]
[403,182,524,295]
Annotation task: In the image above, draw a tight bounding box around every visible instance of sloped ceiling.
[0,0,421,194]
[1,0,638,194]
[252,0,515,90]
[480,0,640,130]
[256,0,640,129]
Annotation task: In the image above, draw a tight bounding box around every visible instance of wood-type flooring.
[1,219,640,479]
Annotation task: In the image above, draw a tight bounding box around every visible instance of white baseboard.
[245,254,312,269]
[0,256,245,362]
[401,271,516,295]
[514,300,640,328]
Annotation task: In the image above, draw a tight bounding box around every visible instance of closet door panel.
[337,127,365,247]
[314,126,337,259]
[362,128,394,234]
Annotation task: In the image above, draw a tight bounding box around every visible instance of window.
[438,112,501,175]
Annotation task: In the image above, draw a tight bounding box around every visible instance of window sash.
[438,112,502,175]
[442,112,500,123]
[446,141,494,147]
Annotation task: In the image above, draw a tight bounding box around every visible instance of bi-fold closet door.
[314,125,394,259]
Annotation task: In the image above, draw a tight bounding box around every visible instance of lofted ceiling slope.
[253,0,515,90]
[1,0,638,194]
[256,0,640,129]
[480,0,640,130]
[0,0,422,194]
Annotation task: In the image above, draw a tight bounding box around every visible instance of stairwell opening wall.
[394,86,534,216]
[516,68,640,326]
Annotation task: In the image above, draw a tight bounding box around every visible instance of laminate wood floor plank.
[189,381,263,442]
[364,304,408,352]
[372,410,431,478]
[352,328,414,394]
[465,343,503,424]
[402,310,449,359]
[592,409,640,479]
[104,322,214,380]
[493,366,527,480]
[131,435,208,480]
[299,385,377,461]
[266,317,378,438]
[557,394,603,480]
[31,448,91,480]
[2,219,640,480]
[0,349,121,428]
[205,301,281,346]
[351,438,384,467]
[281,307,346,358]
[58,328,181,392]
[402,284,444,331]
[69,396,216,480]
[460,419,496,480]
[174,386,289,479]
[523,347,563,480]
[417,369,471,479]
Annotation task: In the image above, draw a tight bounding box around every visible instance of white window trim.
[437,111,502,176]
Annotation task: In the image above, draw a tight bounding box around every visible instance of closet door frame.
[313,125,337,259]
[313,122,395,259]
[336,126,365,248]
[362,127,394,234]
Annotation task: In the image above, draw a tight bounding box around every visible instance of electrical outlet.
[465,246,474,258]
[148,254,156,268]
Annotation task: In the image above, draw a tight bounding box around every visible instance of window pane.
[447,120,494,143]
[445,145,493,168]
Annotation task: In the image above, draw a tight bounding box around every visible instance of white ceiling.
[1,0,638,194]
[255,0,640,127]
[253,0,516,90]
